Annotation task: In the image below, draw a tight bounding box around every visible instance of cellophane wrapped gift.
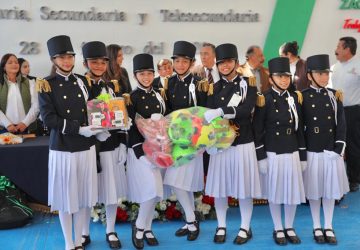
[0,133,23,145]
[135,113,173,168]
[87,93,128,130]
[135,106,236,168]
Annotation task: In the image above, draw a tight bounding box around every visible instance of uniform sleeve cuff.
[221,106,236,119]
[133,143,144,159]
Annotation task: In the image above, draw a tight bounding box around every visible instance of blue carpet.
[1,192,359,250]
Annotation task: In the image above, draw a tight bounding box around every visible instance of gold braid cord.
[295,91,303,105]
[122,93,132,106]
[163,77,169,91]
[85,74,92,88]
[256,92,265,107]
[159,88,167,100]
[35,78,51,93]
[248,76,256,87]
[196,79,209,92]
[335,89,344,102]
[111,79,120,93]
[207,83,214,96]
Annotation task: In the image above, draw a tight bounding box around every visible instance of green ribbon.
[0,176,33,216]
[0,176,15,191]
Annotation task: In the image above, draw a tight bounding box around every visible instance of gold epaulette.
[85,74,92,87]
[163,77,169,91]
[159,88,167,100]
[295,90,303,105]
[122,93,132,106]
[248,76,256,87]
[335,89,344,102]
[36,78,51,93]
[197,79,209,92]
[111,79,120,93]
[256,92,265,107]
[236,66,243,75]
[207,83,214,96]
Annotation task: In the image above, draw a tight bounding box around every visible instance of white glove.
[118,143,127,165]
[79,125,103,137]
[324,150,340,160]
[96,131,111,142]
[206,147,218,155]
[204,108,223,123]
[300,161,307,171]
[258,159,268,174]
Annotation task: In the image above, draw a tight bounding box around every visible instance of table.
[0,136,49,204]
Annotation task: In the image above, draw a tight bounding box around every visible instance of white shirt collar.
[177,72,191,82]
[222,74,238,83]
[56,70,72,80]
[137,84,153,93]
[272,86,288,96]
[310,84,326,93]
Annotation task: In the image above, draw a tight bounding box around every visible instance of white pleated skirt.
[98,146,127,205]
[164,154,204,192]
[205,142,262,199]
[126,149,164,203]
[48,146,97,213]
[261,151,306,205]
[303,151,349,200]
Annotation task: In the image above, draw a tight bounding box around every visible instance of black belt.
[306,126,334,134]
[268,127,295,136]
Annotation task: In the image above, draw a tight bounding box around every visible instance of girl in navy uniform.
[80,41,127,249]
[38,35,109,250]
[253,57,306,245]
[204,43,261,244]
[126,53,167,249]
[302,54,349,245]
[163,41,208,241]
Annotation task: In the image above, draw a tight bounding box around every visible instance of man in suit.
[152,59,173,90]
[237,45,270,93]
[192,42,220,84]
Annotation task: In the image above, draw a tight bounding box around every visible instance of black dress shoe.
[273,230,287,245]
[349,183,359,192]
[144,230,159,246]
[213,227,226,244]
[324,229,337,245]
[175,225,189,237]
[131,223,144,249]
[81,235,91,247]
[187,221,200,241]
[284,228,301,244]
[233,228,252,245]
[313,228,325,244]
[106,232,121,249]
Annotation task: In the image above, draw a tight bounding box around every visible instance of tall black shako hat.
[171,41,196,60]
[306,54,331,72]
[82,41,109,61]
[215,43,238,63]
[47,35,75,58]
[133,53,154,73]
[268,57,291,76]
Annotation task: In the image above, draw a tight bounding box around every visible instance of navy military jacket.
[301,86,346,155]
[207,74,257,145]
[38,72,96,152]
[253,88,306,161]
[165,73,207,112]
[127,85,167,158]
